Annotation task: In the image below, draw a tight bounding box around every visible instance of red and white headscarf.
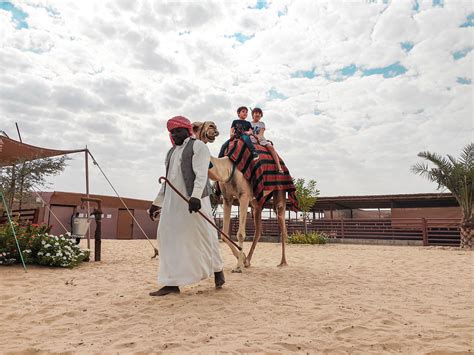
[167,116,194,145]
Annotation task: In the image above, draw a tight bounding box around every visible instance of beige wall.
[324,209,391,219]
[391,207,462,219]
[323,207,461,219]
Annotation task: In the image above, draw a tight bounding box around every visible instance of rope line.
[86,150,157,251]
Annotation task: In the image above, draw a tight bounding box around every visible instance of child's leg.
[241,135,259,159]
[218,139,230,158]
[241,134,256,152]
[266,144,283,172]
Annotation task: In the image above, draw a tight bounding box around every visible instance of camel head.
[192,121,219,144]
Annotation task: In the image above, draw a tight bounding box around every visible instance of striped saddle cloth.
[225,138,299,210]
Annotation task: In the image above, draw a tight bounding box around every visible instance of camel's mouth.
[206,130,219,142]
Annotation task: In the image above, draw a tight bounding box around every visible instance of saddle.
[224,138,298,210]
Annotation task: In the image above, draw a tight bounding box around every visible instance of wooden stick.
[158,176,242,251]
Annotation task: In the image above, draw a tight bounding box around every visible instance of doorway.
[117,209,134,239]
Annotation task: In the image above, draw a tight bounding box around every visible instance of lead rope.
[87,150,159,259]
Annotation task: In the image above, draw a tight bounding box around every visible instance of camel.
[192,121,289,272]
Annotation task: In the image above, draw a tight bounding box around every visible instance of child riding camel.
[250,108,283,173]
[218,106,259,161]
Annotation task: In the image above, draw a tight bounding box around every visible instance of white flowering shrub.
[35,234,89,267]
[0,251,17,265]
[0,222,90,268]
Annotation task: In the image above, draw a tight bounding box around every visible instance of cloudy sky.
[0,0,472,201]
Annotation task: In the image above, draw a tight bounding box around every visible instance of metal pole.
[86,150,158,258]
[85,147,90,249]
[15,122,22,142]
[14,123,26,211]
[9,165,15,211]
[0,191,27,273]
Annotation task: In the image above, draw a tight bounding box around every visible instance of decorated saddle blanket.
[226,138,299,210]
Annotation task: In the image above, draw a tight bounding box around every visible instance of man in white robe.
[148,116,225,297]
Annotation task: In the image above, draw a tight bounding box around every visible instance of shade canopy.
[0,135,85,167]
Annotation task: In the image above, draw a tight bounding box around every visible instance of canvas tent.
[0,132,159,263]
[0,133,91,236]
[0,135,86,167]
[0,134,90,272]
[0,134,90,211]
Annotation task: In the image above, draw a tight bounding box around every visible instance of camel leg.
[245,202,262,268]
[275,191,288,267]
[232,195,250,273]
[222,196,241,261]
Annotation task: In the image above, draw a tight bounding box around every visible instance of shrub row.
[0,222,89,268]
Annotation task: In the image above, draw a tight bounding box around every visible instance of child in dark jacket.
[218,106,259,160]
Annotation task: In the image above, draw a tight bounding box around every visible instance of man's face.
[238,109,248,120]
[170,127,190,145]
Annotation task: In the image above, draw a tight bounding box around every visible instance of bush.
[0,222,89,268]
[288,231,328,245]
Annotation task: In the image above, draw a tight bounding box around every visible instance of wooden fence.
[216,217,461,247]
[0,208,39,225]
[1,210,461,247]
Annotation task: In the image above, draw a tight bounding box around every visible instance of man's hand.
[148,204,161,221]
[188,197,201,213]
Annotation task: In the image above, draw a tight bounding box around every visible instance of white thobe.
[153,137,224,286]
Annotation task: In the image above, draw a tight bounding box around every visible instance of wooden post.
[422,217,428,246]
[32,208,39,224]
[93,208,102,261]
[81,197,102,261]
[341,217,345,239]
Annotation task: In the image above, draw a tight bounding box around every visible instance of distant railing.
[215,217,461,247]
[0,208,40,225]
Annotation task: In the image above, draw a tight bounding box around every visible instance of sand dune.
[0,240,472,354]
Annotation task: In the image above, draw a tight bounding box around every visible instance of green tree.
[0,157,68,211]
[294,178,320,234]
[411,143,473,249]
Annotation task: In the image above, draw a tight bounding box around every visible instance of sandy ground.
[0,240,473,354]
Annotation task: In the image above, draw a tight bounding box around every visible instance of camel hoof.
[277,262,288,267]
[232,267,243,273]
[244,260,251,268]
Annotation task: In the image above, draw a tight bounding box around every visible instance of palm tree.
[412,143,473,249]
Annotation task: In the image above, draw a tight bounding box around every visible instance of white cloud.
[0,0,472,201]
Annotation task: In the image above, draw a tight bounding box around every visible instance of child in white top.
[250,108,283,173]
